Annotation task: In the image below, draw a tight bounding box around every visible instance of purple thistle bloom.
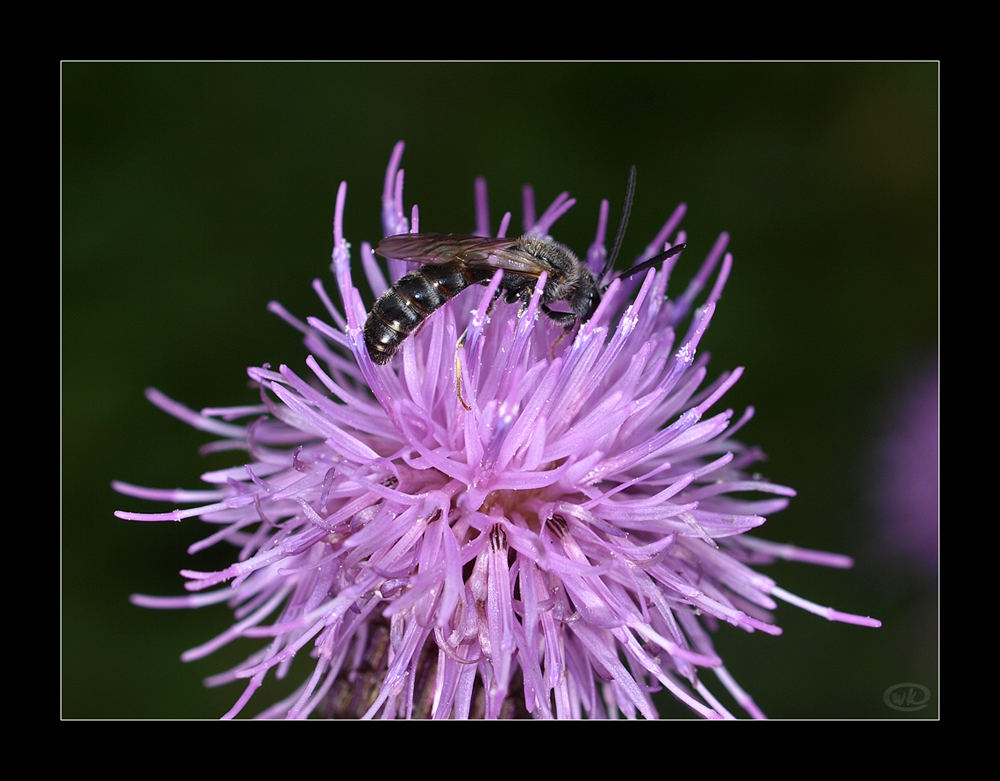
[872,359,938,576]
[116,142,880,719]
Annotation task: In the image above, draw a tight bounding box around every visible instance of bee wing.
[375,233,544,275]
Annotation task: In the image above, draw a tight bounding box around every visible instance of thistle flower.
[115,142,880,719]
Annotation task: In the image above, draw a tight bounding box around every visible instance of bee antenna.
[616,243,687,282]
[599,165,636,282]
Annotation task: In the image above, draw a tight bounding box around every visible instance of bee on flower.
[116,142,879,719]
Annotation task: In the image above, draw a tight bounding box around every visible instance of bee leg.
[541,304,577,328]
[549,323,576,357]
[455,328,472,411]
[455,287,508,410]
[541,305,579,358]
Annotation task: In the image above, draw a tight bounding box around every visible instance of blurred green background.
[63,62,937,719]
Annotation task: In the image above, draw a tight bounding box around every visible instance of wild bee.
[363,167,684,366]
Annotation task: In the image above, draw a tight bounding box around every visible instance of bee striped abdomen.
[364,261,487,364]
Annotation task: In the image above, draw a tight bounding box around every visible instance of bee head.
[572,273,601,322]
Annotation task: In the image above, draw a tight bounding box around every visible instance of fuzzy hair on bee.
[362,167,684,366]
